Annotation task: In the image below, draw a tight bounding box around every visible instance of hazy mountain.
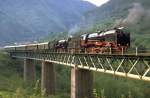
[0,0,95,45]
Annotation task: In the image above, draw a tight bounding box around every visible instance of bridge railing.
[9,50,150,82]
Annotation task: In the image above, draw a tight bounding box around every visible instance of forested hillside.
[73,0,150,48]
[0,52,150,98]
[0,0,95,46]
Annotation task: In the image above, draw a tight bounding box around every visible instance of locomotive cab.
[104,27,130,52]
[80,34,88,47]
[116,28,130,47]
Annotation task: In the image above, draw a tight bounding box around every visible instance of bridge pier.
[41,61,56,96]
[71,67,93,98]
[24,59,36,81]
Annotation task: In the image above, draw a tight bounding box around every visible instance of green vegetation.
[0,52,71,98]
[93,72,150,98]
[0,53,23,92]
[0,52,150,98]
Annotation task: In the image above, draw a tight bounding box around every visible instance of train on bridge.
[4,27,130,53]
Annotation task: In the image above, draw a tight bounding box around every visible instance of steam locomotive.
[4,27,130,53]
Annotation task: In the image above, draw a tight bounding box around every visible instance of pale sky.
[83,0,109,6]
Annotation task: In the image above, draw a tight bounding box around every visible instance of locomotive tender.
[4,27,130,53]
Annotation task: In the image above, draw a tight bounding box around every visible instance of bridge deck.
[9,51,150,82]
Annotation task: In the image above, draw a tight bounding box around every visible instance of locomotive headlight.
[95,42,98,44]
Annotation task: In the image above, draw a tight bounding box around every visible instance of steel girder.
[10,51,150,81]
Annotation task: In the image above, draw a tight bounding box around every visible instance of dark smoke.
[123,3,144,24]
[114,3,146,27]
